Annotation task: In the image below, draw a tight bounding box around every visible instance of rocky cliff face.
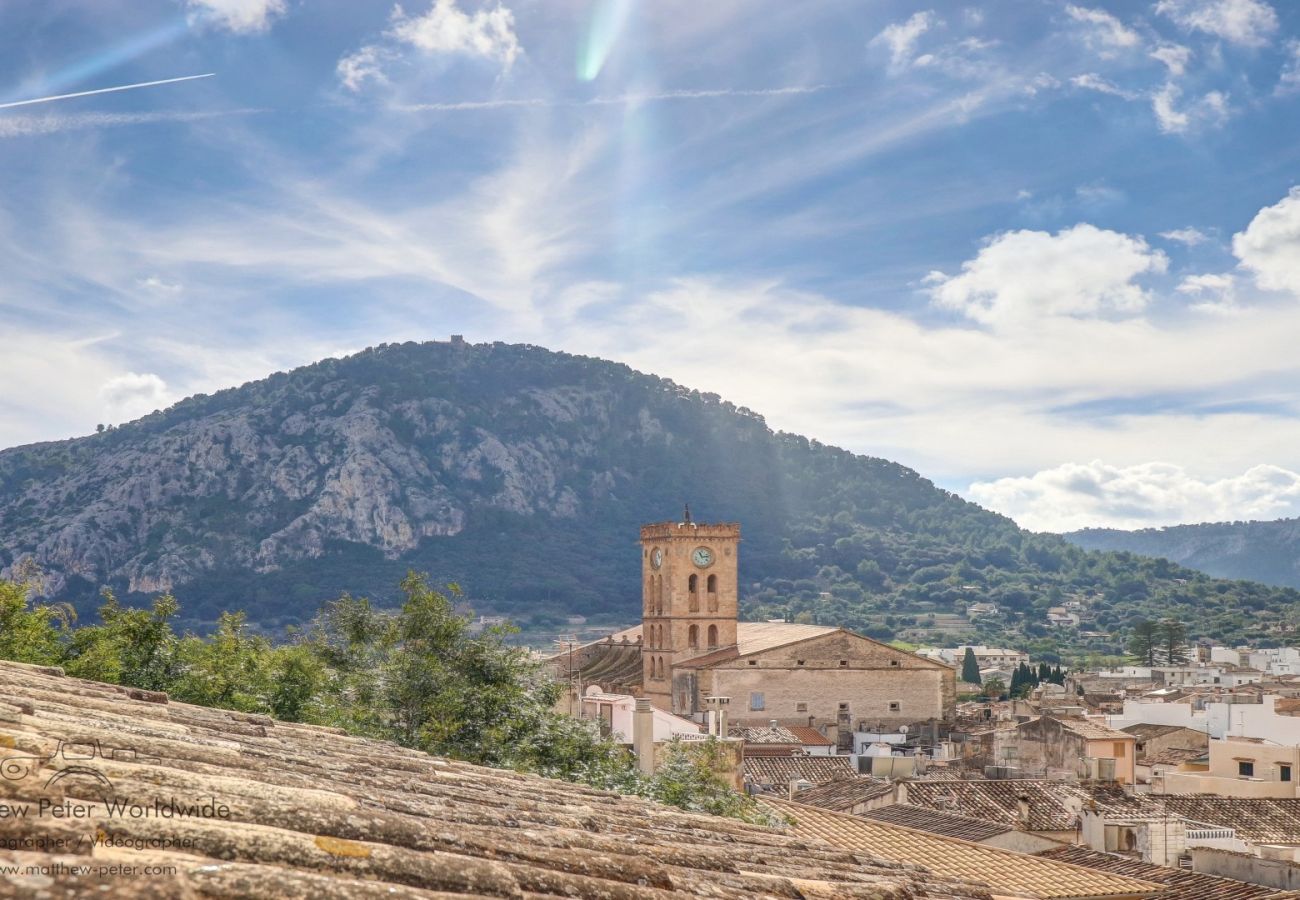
[0,344,654,601]
[3,339,1296,646]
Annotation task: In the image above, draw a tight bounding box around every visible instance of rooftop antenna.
[683,503,692,524]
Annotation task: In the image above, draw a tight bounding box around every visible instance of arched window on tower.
[707,624,719,649]
[654,576,663,616]
[688,574,699,612]
[656,656,665,679]
[688,624,699,649]
[706,574,718,612]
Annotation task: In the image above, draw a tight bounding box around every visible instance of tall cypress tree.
[961,647,982,685]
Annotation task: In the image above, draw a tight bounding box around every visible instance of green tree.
[961,647,982,685]
[1128,619,1159,666]
[1160,618,1189,665]
[647,739,777,826]
[63,590,179,691]
[0,570,68,665]
[170,611,273,711]
[982,677,1006,698]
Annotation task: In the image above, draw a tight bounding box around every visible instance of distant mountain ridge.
[1066,518,1300,590]
[0,339,1295,652]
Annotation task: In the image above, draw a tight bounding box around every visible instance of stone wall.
[696,632,954,727]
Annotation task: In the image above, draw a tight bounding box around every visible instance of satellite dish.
[900,725,909,734]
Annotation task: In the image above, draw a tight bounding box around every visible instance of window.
[796,702,808,712]
[688,625,699,649]
[796,659,805,666]
[889,660,900,667]
[748,659,758,666]
[838,660,848,667]
[707,574,717,594]
[1239,760,1255,777]
[888,701,901,712]
[838,703,849,711]
[1113,742,1126,758]
[1282,765,1293,783]
[707,624,718,648]
[750,692,765,711]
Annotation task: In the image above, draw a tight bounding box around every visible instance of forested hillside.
[1067,519,1300,591]
[0,339,1295,656]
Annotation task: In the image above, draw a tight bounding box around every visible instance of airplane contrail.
[0,73,213,111]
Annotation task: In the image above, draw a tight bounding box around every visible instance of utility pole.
[555,634,579,717]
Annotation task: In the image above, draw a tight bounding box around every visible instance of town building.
[560,512,956,731]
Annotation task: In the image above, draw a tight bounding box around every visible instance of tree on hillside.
[1128,619,1159,666]
[1161,618,1189,665]
[961,647,982,685]
[0,568,68,666]
[63,590,180,691]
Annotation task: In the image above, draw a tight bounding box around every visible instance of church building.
[563,512,956,731]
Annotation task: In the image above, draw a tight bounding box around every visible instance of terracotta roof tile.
[1039,845,1278,900]
[765,798,1163,899]
[792,777,895,811]
[901,780,1092,832]
[0,660,996,899]
[745,754,858,786]
[859,805,1015,842]
[787,726,836,746]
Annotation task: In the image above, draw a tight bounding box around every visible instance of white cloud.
[1177,272,1238,313]
[1151,43,1193,76]
[98,372,172,423]
[136,276,184,297]
[970,460,1300,532]
[927,224,1167,327]
[1154,0,1278,47]
[185,0,286,34]
[1279,41,1300,95]
[1233,186,1300,296]
[1152,82,1230,133]
[1065,5,1141,57]
[871,11,939,72]
[1071,73,1138,99]
[337,45,390,93]
[337,1,522,91]
[1159,226,1211,245]
[389,0,521,70]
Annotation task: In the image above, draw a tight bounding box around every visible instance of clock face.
[692,546,715,568]
[650,548,663,570]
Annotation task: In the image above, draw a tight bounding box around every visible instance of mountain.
[1066,519,1300,591]
[1,339,1296,653]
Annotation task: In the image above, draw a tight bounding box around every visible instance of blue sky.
[3,0,1300,533]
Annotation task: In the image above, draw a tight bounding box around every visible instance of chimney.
[788,778,812,799]
[633,699,655,775]
[1016,794,1031,828]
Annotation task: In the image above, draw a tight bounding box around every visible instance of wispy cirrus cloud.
[0,108,263,140]
[1154,0,1279,48]
[394,84,831,112]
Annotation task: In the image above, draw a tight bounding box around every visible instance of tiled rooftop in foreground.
[0,659,994,899]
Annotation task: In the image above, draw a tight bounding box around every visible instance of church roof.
[674,622,839,668]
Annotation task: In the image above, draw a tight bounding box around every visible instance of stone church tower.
[641,508,739,711]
